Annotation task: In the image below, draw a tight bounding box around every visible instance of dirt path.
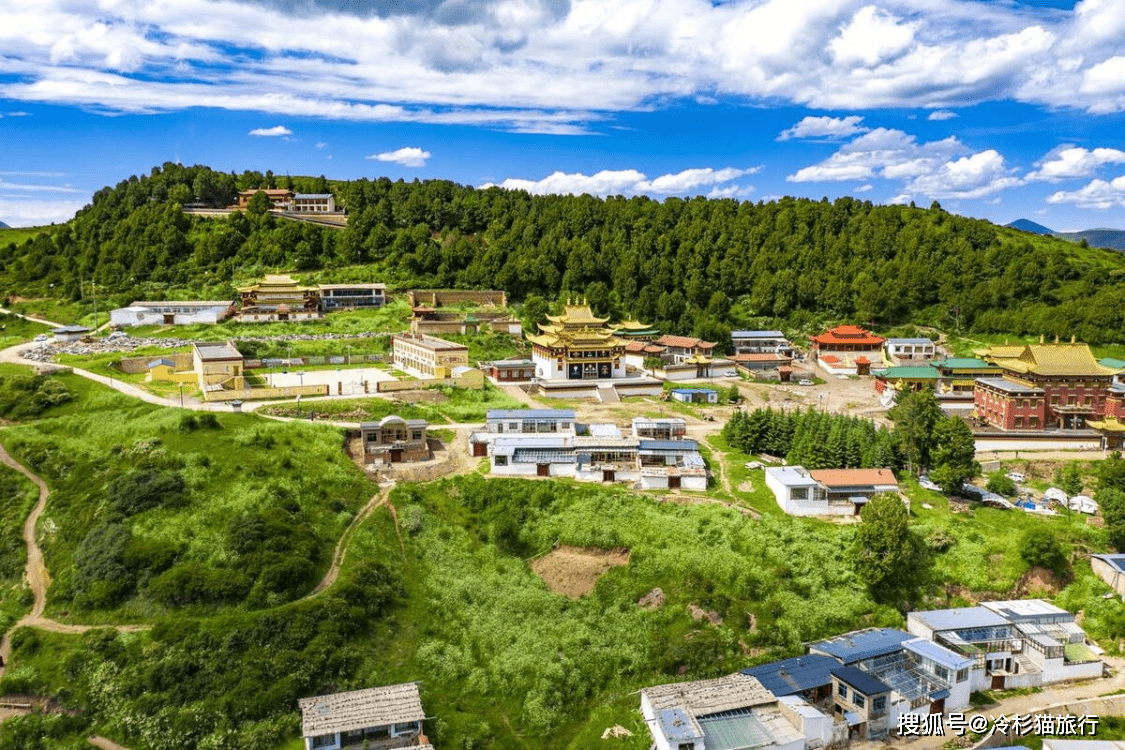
[306,483,395,598]
[0,440,153,680]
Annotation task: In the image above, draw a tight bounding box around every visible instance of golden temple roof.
[1088,417,1125,432]
[545,302,609,326]
[977,342,1115,378]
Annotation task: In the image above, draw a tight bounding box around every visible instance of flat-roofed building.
[236,188,294,209]
[318,283,385,310]
[291,193,336,213]
[111,300,236,327]
[392,332,469,378]
[361,416,429,464]
[765,467,899,516]
[731,330,793,356]
[885,338,937,363]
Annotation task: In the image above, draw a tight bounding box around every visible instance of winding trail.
[0,442,151,678]
[305,483,396,598]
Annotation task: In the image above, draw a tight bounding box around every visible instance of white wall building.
[110,300,236,327]
[765,466,899,516]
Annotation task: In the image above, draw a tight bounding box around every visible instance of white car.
[108,331,128,340]
[797,379,815,386]
[33,333,49,342]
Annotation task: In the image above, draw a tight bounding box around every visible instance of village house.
[640,673,824,750]
[484,358,535,382]
[391,332,469,378]
[192,341,245,393]
[906,599,1103,691]
[884,338,937,363]
[732,352,795,374]
[731,330,794,356]
[298,683,432,750]
[764,467,900,516]
[670,388,719,404]
[236,188,294,209]
[237,274,321,322]
[468,408,578,456]
[110,300,236,327]
[632,417,687,441]
[318,283,386,310]
[291,193,336,213]
[973,341,1118,431]
[51,325,91,342]
[360,416,429,464]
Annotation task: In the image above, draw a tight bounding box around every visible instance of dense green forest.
[4,163,1125,343]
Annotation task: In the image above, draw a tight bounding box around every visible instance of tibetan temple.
[527,300,649,382]
[237,274,322,322]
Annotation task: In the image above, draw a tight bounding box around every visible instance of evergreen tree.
[929,415,980,495]
[854,493,929,608]
[887,388,942,473]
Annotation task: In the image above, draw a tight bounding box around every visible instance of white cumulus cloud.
[484,165,754,198]
[777,116,868,141]
[1028,146,1125,181]
[927,110,958,121]
[1047,175,1125,209]
[249,125,292,137]
[369,147,432,167]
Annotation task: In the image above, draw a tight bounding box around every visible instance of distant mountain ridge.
[1007,219,1125,251]
[0,221,9,229]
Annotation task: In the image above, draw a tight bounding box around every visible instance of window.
[838,683,848,699]
[679,744,696,750]
[873,696,886,712]
[495,456,508,466]
[1015,417,1023,428]
[853,693,865,709]
[934,665,949,681]
[311,735,336,749]
[956,668,969,683]
[411,430,423,440]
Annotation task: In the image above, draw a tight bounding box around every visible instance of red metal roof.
[809,469,898,488]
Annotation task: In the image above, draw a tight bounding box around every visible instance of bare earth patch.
[531,546,630,598]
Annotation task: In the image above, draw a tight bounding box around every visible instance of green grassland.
[0,464,39,634]
[0,375,375,623]
[0,225,50,248]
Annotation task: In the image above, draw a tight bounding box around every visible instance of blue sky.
[2,0,1125,230]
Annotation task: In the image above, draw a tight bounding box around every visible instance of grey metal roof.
[910,606,1010,632]
[742,654,838,696]
[976,377,1044,394]
[886,338,934,345]
[298,683,424,737]
[193,342,243,360]
[487,409,575,420]
[810,628,913,664]
[656,707,702,743]
[52,325,91,333]
[981,599,1070,622]
[831,666,891,696]
[732,330,786,338]
[294,193,334,199]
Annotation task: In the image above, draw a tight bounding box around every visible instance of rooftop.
[129,300,233,308]
[764,466,820,488]
[808,468,898,489]
[886,338,935,345]
[1093,553,1125,572]
[193,341,243,360]
[875,366,940,379]
[741,653,838,696]
[298,683,425,737]
[642,673,776,716]
[831,666,891,696]
[811,627,914,664]
[933,357,995,370]
[638,439,699,452]
[732,330,786,338]
[656,334,716,349]
[981,599,1071,622]
[909,606,1010,632]
[903,637,975,670]
[978,342,1116,378]
[976,377,1045,395]
[393,332,468,352]
[487,409,575,421]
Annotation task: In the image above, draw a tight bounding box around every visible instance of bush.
[985,472,1017,497]
[1020,527,1068,575]
[107,469,187,516]
[148,563,250,606]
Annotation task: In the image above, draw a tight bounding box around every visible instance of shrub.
[107,469,187,516]
[985,472,1017,497]
[1020,526,1068,575]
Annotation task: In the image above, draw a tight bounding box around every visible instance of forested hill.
[5,162,1125,343]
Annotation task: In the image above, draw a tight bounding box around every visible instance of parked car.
[1006,471,1026,483]
[797,379,815,386]
[108,331,128,340]
[33,334,49,342]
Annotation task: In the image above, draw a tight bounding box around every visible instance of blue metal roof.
[831,666,890,696]
[639,439,698,452]
[670,388,716,394]
[487,409,575,420]
[903,638,974,670]
[811,628,913,664]
[1094,553,1125,572]
[732,330,785,338]
[657,708,701,742]
[742,654,838,696]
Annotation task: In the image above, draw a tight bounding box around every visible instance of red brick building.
[973,343,1117,431]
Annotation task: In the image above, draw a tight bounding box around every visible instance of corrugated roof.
[934,357,994,369]
[831,666,891,696]
[981,599,1070,621]
[742,654,838,696]
[811,628,913,664]
[886,338,935,345]
[641,673,775,715]
[193,342,243,360]
[976,377,1044,394]
[657,707,702,742]
[656,334,716,349]
[732,330,786,338]
[299,683,424,737]
[875,366,940,379]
